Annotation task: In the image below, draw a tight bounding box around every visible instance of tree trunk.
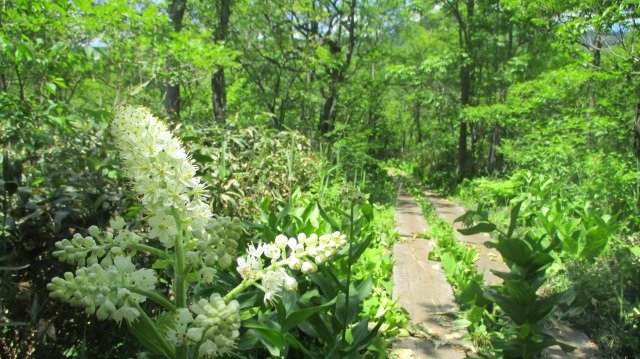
[317,0,357,137]
[414,96,422,143]
[584,34,602,147]
[634,103,640,158]
[212,67,227,124]
[212,0,231,124]
[318,91,335,134]
[457,58,473,180]
[487,125,503,174]
[165,0,187,122]
[456,0,475,182]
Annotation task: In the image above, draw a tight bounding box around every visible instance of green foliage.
[457,176,523,207]
[233,187,403,357]
[2,0,639,356]
[457,202,577,358]
[179,122,318,220]
[558,240,640,358]
[514,173,619,262]
[0,103,135,356]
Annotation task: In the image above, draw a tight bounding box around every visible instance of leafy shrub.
[177,122,318,220]
[1,98,137,357]
[457,176,523,207]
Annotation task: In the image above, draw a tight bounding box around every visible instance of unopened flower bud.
[274,234,288,249]
[301,261,317,273]
[88,226,101,237]
[288,257,301,270]
[284,275,298,291]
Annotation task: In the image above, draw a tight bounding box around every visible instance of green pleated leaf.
[458,222,496,236]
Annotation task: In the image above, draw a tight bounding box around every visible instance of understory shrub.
[37,106,402,358]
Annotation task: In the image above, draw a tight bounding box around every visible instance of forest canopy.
[2,0,640,358]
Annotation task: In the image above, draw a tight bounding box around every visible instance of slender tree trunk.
[212,68,227,123]
[487,22,511,175]
[318,85,336,134]
[487,125,503,174]
[165,0,187,122]
[456,0,475,182]
[317,0,357,136]
[0,74,7,92]
[457,65,472,180]
[212,0,231,124]
[583,34,602,148]
[634,103,640,158]
[414,97,422,143]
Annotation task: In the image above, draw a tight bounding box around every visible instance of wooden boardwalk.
[391,175,598,358]
[391,178,472,358]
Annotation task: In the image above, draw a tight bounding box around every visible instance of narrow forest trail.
[390,174,599,358]
[391,176,473,358]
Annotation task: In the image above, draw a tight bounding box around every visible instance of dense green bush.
[1,99,137,357]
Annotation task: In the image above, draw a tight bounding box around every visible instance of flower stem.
[171,208,187,308]
[127,243,172,260]
[127,287,177,312]
[171,208,188,359]
[224,278,255,303]
[342,203,355,347]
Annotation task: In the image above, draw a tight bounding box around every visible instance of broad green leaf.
[356,276,373,300]
[452,318,472,328]
[458,222,496,236]
[191,151,214,163]
[127,317,173,357]
[497,237,533,268]
[529,288,576,323]
[440,252,457,275]
[487,291,527,325]
[308,273,338,298]
[349,233,374,264]
[237,329,258,350]
[298,314,334,343]
[276,203,290,223]
[350,316,385,353]
[285,333,320,358]
[507,201,523,238]
[503,279,536,305]
[44,82,57,95]
[244,321,284,356]
[281,299,336,333]
[580,226,609,260]
[318,203,340,231]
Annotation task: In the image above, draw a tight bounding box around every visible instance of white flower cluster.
[111,106,213,247]
[166,294,240,357]
[47,106,246,356]
[236,231,347,303]
[190,216,242,285]
[47,256,157,324]
[52,217,141,267]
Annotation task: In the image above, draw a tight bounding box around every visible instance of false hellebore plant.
[47,106,348,358]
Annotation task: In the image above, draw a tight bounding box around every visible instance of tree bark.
[212,67,227,124]
[414,96,422,143]
[212,0,231,124]
[455,0,475,182]
[487,125,503,174]
[634,103,640,158]
[317,0,357,136]
[164,0,187,122]
[318,83,336,134]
